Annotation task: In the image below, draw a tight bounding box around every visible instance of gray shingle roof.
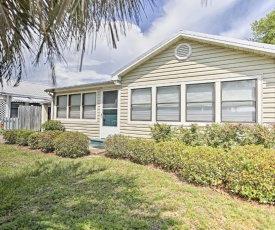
[0,80,51,100]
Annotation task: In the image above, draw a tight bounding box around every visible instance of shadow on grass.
[0,159,180,229]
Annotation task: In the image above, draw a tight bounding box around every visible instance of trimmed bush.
[16,130,35,146]
[39,131,63,153]
[42,120,65,131]
[104,134,131,159]
[3,130,20,144]
[104,134,275,204]
[128,138,155,165]
[226,146,275,204]
[175,124,203,147]
[150,123,172,142]
[28,132,42,149]
[54,132,89,158]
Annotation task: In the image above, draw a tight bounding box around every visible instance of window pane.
[57,107,66,118]
[132,88,151,104]
[222,80,256,101]
[69,94,81,106]
[103,91,118,108]
[222,101,256,122]
[187,83,214,102]
[83,93,96,106]
[186,103,214,122]
[83,105,96,119]
[57,96,67,106]
[132,105,151,121]
[157,104,180,121]
[69,106,80,118]
[157,86,180,103]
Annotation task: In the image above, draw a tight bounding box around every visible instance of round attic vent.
[175,43,192,60]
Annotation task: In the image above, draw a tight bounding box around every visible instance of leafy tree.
[0,0,155,85]
[251,9,275,45]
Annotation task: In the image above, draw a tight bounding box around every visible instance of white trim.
[215,81,221,123]
[100,89,120,138]
[127,75,262,125]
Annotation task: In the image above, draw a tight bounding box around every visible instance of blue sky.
[24,0,275,86]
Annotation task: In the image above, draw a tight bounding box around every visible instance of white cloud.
[25,0,275,87]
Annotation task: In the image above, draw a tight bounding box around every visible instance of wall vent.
[175,43,192,60]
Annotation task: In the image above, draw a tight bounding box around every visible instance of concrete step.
[90,138,105,148]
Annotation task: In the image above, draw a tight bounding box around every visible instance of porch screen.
[131,88,152,121]
[157,86,180,121]
[186,83,215,122]
[56,95,67,118]
[83,93,96,119]
[69,94,81,119]
[222,80,256,122]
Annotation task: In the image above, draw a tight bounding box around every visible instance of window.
[157,86,180,121]
[56,95,67,118]
[131,88,152,121]
[186,83,215,122]
[69,94,81,119]
[10,102,24,118]
[83,93,96,119]
[222,80,256,122]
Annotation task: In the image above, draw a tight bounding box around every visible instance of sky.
[23,0,275,87]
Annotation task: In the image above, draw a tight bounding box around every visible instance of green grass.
[0,145,274,229]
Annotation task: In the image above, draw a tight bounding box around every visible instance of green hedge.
[151,123,275,149]
[39,131,63,153]
[28,132,42,149]
[41,120,65,131]
[104,134,275,204]
[54,132,89,158]
[3,130,20,144]
[16,130,36,146]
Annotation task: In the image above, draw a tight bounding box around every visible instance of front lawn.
[0,145,274,229]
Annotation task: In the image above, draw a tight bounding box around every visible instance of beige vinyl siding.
[54,85,117,138]
[120,38,275,138]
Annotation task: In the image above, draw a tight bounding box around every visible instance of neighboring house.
[0,80,52,123]
[46,30,275,139]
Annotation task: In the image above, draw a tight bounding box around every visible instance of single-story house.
[0,80,52,123]
[46,30,275,139]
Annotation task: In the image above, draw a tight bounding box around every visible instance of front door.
[100,90,119,138]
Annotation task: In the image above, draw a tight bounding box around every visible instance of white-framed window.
[69,94,81,119]
[156,85,180,122]
[221,79,256,123]
[56,95,67,118]
[83,93,96,119]
[186,83,215,122]
[131,88,152,121]
[55,92,97,120]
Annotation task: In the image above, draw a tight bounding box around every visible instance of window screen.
[56,95,67,118]
[131,88,152,121]
[186,83,215,122]
[221,80,256,122]
[157,86,180,121]
[83,93,96,119]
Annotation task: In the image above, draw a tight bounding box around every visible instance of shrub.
[226,146,275,204]
[42,120,65,131]
[54,132,89,158]
[175,124,203,147]
[153,141,187,172]
[104,134,131,159]
[128,138,155,165]
[3,130,20,144]
[39,131,63,153]
[150,123,172,142]
[28,132,42,149]
[16,130,35,146]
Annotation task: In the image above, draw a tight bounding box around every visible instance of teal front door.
[100,90,119,138]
